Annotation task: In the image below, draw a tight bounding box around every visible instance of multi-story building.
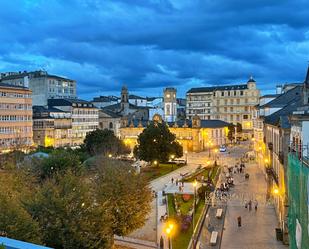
[32,106,72,148]
[0,83,33,152]
[119,114,229,153]
[287,69,309,248]
[48,99,98,146]
[0,70,76,105]
[92,95,119,108]
[186,77,260,138]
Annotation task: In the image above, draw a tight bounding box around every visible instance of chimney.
[276,84,282,94]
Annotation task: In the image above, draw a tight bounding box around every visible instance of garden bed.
[141,163,179,181]
[167,193,205,249]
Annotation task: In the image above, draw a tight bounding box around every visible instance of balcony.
[266,167,279,185]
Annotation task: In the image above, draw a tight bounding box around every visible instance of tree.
[31,149,83,179]
[24,171,113,249]
[94,157,152,236]
[84,129,130,156]
[0,172,42,244]
[134,121,183,163]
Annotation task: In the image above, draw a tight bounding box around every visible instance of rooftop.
[0,70,75,82]
[48,98,95,108]
[0,82,30,90]
[259,85,302,109]
[187,84,248,94]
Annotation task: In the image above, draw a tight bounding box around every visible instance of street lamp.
[272,187,279,195]
[165,222,174,249]
[154,160,158,166]
[185,151,188,164]
[108,153,112,158]
[207,141,212,157]
[192,180,198,247]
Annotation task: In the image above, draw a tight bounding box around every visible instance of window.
[224,107,227,112]
[240,91,244,96]
[228,91,231,96]
[245,98,248,104]
[221,92,224,97]
[237,99,240,104]
[109,122,113,129]
[224,99,228,105]
[243,115,248,119]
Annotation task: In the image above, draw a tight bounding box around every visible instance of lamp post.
[154,160,158,166]
[185,151,188,165]
[108,153,112,158]
[192,180,197,248]
[165,222,174,249]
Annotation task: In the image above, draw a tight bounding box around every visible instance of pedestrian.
[171,178,174,184]
[160,236,164,249]
[176,179,178,186]
[254,200,258,211]
[240,167,243,174]
[245,201,248,209]
[248,200,252,211]
[179,185,182,192]
[237,216,242,227]
[182,181,185,187]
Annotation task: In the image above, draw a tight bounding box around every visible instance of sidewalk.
[220,162,288,249]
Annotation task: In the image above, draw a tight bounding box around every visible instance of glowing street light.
[165,222,174,249]
[273,187,280,195]
[264,158,269,164]
[192,180,198,248]
[154,160,158,166]
[108,154,112,158]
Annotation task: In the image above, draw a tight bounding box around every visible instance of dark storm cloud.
[0,0,308,99]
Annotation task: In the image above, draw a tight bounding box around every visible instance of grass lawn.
[184,166,219,182]
[166,166,220,249]
[141,163,178,181]
[167,196,205,249]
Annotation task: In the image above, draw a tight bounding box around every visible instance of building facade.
[119,114,229,153]
[0,70,76,106]
[0,83,33,152]
[33,106,72,148]
[186,77,260,137]
[48,99,98,146]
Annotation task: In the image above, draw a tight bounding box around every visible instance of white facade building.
[0,70,76,106]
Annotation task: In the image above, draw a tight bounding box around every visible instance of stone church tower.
[164,87,177,122]
[120,85,129,115]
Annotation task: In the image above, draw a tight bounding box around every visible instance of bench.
[216,208,223,219]
[210,231,218,246]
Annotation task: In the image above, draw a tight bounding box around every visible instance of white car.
[219,146,227,152]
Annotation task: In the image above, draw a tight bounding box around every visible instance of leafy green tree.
[24,171,112,249]
[84,129,130,156]
[0,172,42,244]
[134,121,183,163]
[32,149,83,179]
[94,158,152,236]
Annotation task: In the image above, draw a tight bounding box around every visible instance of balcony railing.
[266,167,279,185]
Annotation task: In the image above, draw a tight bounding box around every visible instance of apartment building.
[0,70,76,105]
[48,99,98,146]
[33,106,72,148]
[186,77,260,137]
[0,83,33,152]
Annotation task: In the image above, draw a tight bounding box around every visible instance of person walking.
[160,236,164,249]
[237,216,242,227]
[254,200,258,211]
[248,200,252,211]
[171,178,174,184]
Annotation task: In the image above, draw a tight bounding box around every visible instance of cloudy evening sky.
[0,0,309,99]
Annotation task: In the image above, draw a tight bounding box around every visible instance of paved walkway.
[220,161,288,249]
[124,153,208,248]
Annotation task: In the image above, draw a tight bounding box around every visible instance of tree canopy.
[134,121,183,163]
[84,129,130,156]
[0,149,152,249]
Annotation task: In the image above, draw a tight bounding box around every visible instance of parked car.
[219,145,227,152]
